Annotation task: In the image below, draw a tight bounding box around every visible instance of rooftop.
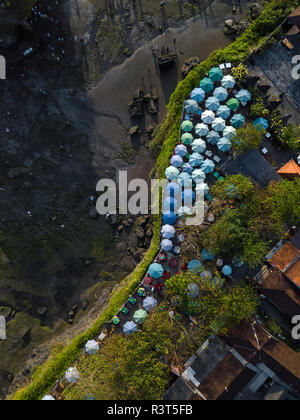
[285,258,300,288]
[270,242,300,272]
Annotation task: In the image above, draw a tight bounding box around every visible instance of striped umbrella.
[201,159,215,174]
[161,224,176,239]
[189,152,204,167]
[192,168,206,183]
[170,155,183,168]
[217,137,232,152]
[227,98,240,111]
[184,99,198,114]
[178,172,193,187]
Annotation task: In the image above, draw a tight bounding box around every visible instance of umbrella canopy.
[85,340,99,355]
[188,283,200,299]
[235,89,251,104]
[161,239,173,251]
[222,265,233,276]
[189,152,204,167]
[200,270,213,280]
[181,120,193,132]
[123,321,138,335]
[143,296,158,311]
[166,181,181,196]
[231,113,245,128]
[133,309,148,324]
[175,144,187,157]
[195,123,209,137]
[227,98,240,111]
[191,87,205,103]
[200,77,214,93]
[170,155,183,168]
[66,367,80,384]
[201,159,215,174]
[253,117,268,131]
[178,172,193,187]
[214,87,228,101]
[181,133,194,145]
[191,139,206,154]
[163,196,178,212]
[192,168,206,183]
[195,182,209,196]
[217,105,231,120]
[217,137,232,152]
[182,162,193,174]
[205,96,220,111]
[223,126,237,140]
[165,166,180,180]
[162,212,177,225]
[161,224,176,239]
[201,249,215,261]
[182,188,195,204]
[201,110,215,124]
[178,206,192,217]
[206,130,220,145]
[184,99,198,114]
[221,75,236,89]
[212,117,226,132]
[149,263,164,279]
[188,259,203,274]
[42,395,55,401]
[209,67,223,82]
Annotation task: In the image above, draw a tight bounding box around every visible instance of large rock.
[128,99,144,118]
[129,125,140,136]
[182,57,201,78]
[249,3,263,21]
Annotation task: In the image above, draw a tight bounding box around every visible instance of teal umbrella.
[223,126,236,139]
[217,137,232,152]
[200,77,214,93]
[201,249,215,261]
[231,113,245,128]
[201,159,215,174]
[181,132,194,145]
[149,263,164,279]
[133,309,148,324]
[165,166,180,180]
[209,67,223,82]
[217,105,231,120]
[214,87,228,102]
[189,152,204,167]
[181,120,193,132]
[191,87,205,103]
[188,259,203,274]
[206,130,220,145]
[184,99,198,114]
[212,117,226,132]
[221,75,236,89]
[201,110,215,124]
[253,118,268,132]
[235,89,251,105]
[195,123,209,137]
[191,139,206,154]
[227,98,240,111]
[205,96,220,111]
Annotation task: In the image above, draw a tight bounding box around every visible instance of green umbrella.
[133,309,148,324]
[209,67,223,82]
[227,98,240,111]
[200,77,214,93]
[181,120,193,132]
[181,133,194,145]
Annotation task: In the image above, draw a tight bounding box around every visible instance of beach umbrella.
[85,340,99,355]
[201,110,215,124]
[253,118,268,132]
[223,126,237,139]
[201,249,215,261]
[217,137,232,152]
[191,139,206,154]
[195,123,209,137]
[178,172,193,187]
[200,270,213,280]
[161,224,176,239]
[227,98,240,111]
[195,182,209,196]
[192,168,206,183]
[175,144,187,157]
[232,255,244,268]
[212,117,226,132]
[182,162,193,174]
[188,259,203,274]
[177,234,185,243]
[217,105,231,120]
[191,87,205,103]
[163,196,178,212]
[206,130,220,145]
[178,206,192,217]
[181,133,194,145]
[201,159,215,174]
[184,99,198,114]
[200,77,214,93]
[162,212,177,225]
[170,155,183,168]
[166,182,181,196]
[188,283,200,299]
[235,89,251,105]
[133,309,148,325]
[181,120,193,132]
[65,368,80,384]
[231,113,245,128]
[161,239,173,251]
[42,395,55,401]
[221,75,236,89]
[182,188,195,205]
[189,152,204,167]
[123,321,138,335]
[143,296,158,312]
[205,96,220,111]
[209,67,223,82]
[149,263,164,279]
[165,166,180,180]
[174,246,181,254]
[213,87,228,102]
[222,265,233,276]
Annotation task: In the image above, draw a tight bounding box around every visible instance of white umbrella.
[85,340,99,355]
[143,296,158,311]
[161,224,176,239]
[165,166,180,181]
[221,75,236,89]
[223,126,237,140]
[206,130,220,145]
[123,321,138,335]
[192,168,206,183]
[191,139,206,154]
[65,367,80,384]
[161,239,173,251]
[42,395,55,401]
[201,110,215,124]
[212,118,226,132]
[195,182,209,195]
[195,123,209,137]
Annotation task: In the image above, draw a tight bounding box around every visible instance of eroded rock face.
[181,56,201,78]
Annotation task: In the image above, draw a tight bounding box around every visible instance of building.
[269,240,300,289]
[277,159,300,180]
[164,321,300,400]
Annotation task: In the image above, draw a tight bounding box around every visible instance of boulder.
[129,125,140,136]
[128,99,144,118]
[249,3,263,20]
[146,99,158,114]
[182,57,201,78]
[136,227,145,239]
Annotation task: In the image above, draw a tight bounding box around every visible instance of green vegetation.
[250,97,270,118]
[231,63,249,82]
[270,114,300,149]
[233,123,265,153]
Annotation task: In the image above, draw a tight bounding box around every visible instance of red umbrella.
[162,271,171,280]
[169,258,178,268]
[144,276,153,286]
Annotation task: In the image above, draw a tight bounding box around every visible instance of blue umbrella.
[191,139,206,154]
[214,87,228,102]
[253,118,268,132]
[206,130,220,145]
[149,263,164,279]
[212,117,226,132]
[184,99,198,114]
[175,144,187,157]
[189,152,204,167]
[201,159,215,174]
[165,166,180,180]
[201,110,215,124]
[161,239,173,251]
[191,87,205,103]
[187,283,200,299]
[163,196,178,212]
[161,224,176,239]
[217,105,231,120]
[221,75,236,89]
[217,137,232,152]
[188,259,203,274]
[162,212,177,225]
[223,126,236,140]
[123,321,138,335]
[85,340,99,355]
[143,296,158,311]
[182,188,195,205]
[195,123,209,137]
[231,113,245,128]
[182,162,193,174]
[192,168,206,183]
[200,77,214,93]
[201,249,215,261]
[171,155,183,168]
[235,89,251,105]
[178,172,193,187]
[166,182,181,196]
[206,96,220,111]
[209,67,223,82]
[222,265,232,276]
